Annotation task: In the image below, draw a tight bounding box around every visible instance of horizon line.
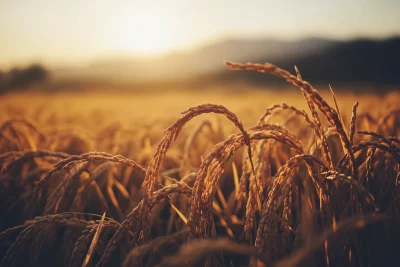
[1,33,399,70]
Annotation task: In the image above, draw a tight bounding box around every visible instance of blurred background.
[1,0,400,94]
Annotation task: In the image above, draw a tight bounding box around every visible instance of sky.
[1,0,399,68]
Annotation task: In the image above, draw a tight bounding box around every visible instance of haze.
[1,0,399,68]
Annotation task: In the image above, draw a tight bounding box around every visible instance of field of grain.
[0,63,399,266]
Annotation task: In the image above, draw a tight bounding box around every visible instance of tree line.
[0,64,49,94]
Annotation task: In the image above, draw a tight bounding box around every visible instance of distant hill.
[52,37,400,88]
[216,37,400,87]
[292,37,400,85]
[53,37,339,81]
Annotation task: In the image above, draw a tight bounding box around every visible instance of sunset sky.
[1,0,399,68]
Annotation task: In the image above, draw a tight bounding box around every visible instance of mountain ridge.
[52,36,400,87]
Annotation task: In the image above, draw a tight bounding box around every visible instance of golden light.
[110,3,179,55]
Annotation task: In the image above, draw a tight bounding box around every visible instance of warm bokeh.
[1,0,399,91]
[1,1,400,267]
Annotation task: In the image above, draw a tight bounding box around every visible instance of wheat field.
[0,62,399,267]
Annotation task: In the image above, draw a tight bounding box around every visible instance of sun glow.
[109,3,180,55]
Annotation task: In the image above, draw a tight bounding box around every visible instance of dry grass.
[0,62,400,266]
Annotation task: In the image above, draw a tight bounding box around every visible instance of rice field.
[0,62,399,267]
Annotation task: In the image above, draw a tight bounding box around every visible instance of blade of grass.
[82,212,106,267]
